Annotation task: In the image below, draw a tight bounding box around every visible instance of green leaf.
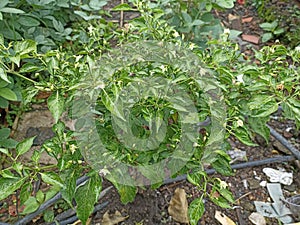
[60,169,80,206]
[12,162,23,176]
[22,196,39,214]
[74,10,101,20]
[47,57,58,75]
[16,136,35,157]
[43,210,55,222]
[287,97,300,108]
[41,172,63,187]
[1,28,22,40]
[233,127,257,146]
[14,39,37,56]
[210,194,232,208]
[75,175,102,225]
[247,95,278,117]
[188,197,205,225]
[0,67,11,83]
[20,182,32,205]
[262,33,273,42]
[282,99,300,128]
[250,101,278,117]
[112,3,134,11]
[18,16,40,26]
[0,147,8,155]
[0,88,17,101]
[274,28,284,35]
[0,128,10,140]
[191,19,204,26]
[31,150,40,163]
[0,0,9,9]
[114,183,136,204]
[218,187,234,203]
[187,171,206,186]
[0,169,15,178]
[9,55,20,66]
[215,0,235,8]
[0,80,9,88]
[181,12,192,24]
[0,177,27,201]
[211,155,232,176]
[0,97,8,108]
[89,0,107,10]
[57,0,69,7]
[0,138,18,148]
[52,19,64,33]
[260,21,278,31]
[248,117,270,143]
[0,7,25,14]
[36,190,45,203]
[45,185,60,201]
[229,29,243,40]
[47,91,65,123]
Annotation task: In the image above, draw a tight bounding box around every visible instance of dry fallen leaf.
[215,211,236,225]
[168,188,189,224]
[101,210,128,225]
[248,212,266,225]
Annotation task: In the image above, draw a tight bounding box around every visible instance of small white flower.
[99,168,110,176]
[70,144,77,154]
[160,64,167,73]
[88,25,94,34]
[193,142,199,147]
[224,28,230,35]
[173,31,180,38]
[219,179,228,189]
[237,119,244,127]
[75,55,83,62]
[189,43,195,50]
[95,82,105,89]
[295,45,300,52]
[236,74,244,84]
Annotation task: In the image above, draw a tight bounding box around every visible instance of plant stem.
[8,71,38,84]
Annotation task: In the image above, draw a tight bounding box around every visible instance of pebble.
[283,130,293,138]
[283,184,297,192]
[248,178,261,190]
[272,140,291,155]
[242,202,255,211]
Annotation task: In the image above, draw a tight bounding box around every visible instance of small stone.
[248,178,261,190]
[254,176,262,181]
[240,173,248,179]
[255,134,267,146]
[283,130,293,138]
[242,179,249,189]
[272,140,291,155]
[243,202,255,211]
[249,212,266,225]
[283,184,297,192]
[260,181,267,187]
